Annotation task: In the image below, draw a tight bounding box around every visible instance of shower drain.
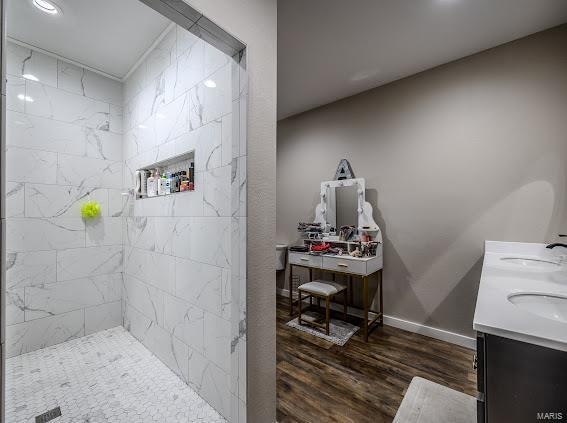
[35,406,62,423]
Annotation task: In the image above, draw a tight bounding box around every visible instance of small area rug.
[286,312,359,346]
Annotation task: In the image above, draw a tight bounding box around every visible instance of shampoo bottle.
[147,170,157,197]
[158,173,166,196]
[165,172,174,194]
[141,171,148,197]
[165,173,172,194]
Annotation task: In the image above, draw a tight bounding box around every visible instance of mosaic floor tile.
[5,326,226,423]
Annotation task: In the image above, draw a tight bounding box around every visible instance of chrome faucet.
[546,234,567,250]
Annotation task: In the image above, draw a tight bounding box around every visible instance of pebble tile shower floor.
[5,326,226,423]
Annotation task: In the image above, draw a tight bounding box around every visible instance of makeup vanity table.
[288,176,384,342]
[288,250,383,342]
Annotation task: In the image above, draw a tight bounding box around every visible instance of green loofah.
[81,201,101,220]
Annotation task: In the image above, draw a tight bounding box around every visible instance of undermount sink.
[500,257,561,270]
[508,293,567,324]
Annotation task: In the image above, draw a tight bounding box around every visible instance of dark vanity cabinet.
[476,333,567,423]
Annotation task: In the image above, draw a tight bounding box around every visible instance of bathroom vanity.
[474,241,567,423]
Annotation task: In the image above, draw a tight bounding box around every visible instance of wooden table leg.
[325,296,330,335]
[298,289,303,325]
[379,269,384,326]
[363,275,369,342]
[289,264,294,316]
[343,290,348,320]
[348,275,352,305]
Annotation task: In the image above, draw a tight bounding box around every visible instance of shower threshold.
[5,326,225,423]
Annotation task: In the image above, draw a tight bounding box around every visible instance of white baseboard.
[277,288,476,350]
[382,315,476,349]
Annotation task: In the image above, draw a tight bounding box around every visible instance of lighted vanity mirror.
[327,185,359,229]
[314,177,383,243]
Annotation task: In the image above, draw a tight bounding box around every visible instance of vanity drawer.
[322,256,367,275]
[289,252,323,268]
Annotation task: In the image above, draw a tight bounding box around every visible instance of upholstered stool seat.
[297,279,347,335]
[298,280,346,296]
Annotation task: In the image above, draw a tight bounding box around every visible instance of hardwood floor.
[276,295,477,423]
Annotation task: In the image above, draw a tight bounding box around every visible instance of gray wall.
[182,1,277,422]
[277,25,567,338]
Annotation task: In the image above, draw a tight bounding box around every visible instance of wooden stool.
[298,280,347,335]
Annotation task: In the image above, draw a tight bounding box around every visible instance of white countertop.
[473,241,567,352]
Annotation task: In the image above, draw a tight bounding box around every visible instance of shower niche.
[134,150,196,199]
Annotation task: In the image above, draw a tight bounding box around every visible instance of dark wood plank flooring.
[276,295,476,423]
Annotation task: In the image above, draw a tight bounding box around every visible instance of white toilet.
[276,244,288,271]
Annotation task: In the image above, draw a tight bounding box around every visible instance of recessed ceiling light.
[204,79,217,88]
[17,94,34,102]
[138,124,148,130]
[32,0,60,15]
[23,74,39,82]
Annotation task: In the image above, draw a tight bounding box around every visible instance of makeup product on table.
[310,242,331,253]
[289,245,309,253]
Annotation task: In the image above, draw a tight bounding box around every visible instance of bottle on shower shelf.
[188,162,195,191]
[140,170,148,197]
[146,170,157,197]
[171,172,179,193]
[165,172,172,194]
[157,172,166,196]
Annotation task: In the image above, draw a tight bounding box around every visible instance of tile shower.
[5,42,125,349]
[4,23,247,423]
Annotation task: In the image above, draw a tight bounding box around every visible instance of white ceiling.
[7,0,170,79]
[278,0,567,119]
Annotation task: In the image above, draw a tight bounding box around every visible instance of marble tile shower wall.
[4,41,124,358]
[121,25,247,422]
